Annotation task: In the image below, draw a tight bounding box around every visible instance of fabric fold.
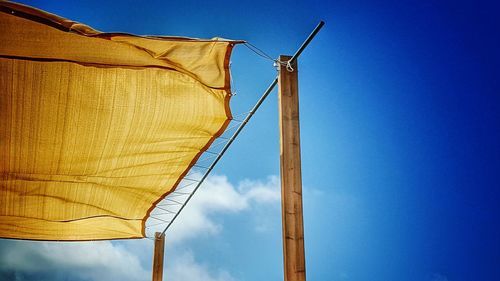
[0,1,239,241]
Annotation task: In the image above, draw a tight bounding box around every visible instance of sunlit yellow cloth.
[0,1,238,240]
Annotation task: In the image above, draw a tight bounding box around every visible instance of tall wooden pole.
[278,55,306,281]
[152,232,165,281]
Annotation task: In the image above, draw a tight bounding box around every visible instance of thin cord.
[158,77,278,237]
[243,42,291,71]
[244,42,275,61]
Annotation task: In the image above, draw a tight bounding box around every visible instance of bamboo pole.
[278,55,306,281]
[152,232,165,281]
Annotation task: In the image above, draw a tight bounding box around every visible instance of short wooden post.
[152,232,165,281]
[278,55,306,281]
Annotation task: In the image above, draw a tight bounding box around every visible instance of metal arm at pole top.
[290,21,325,63]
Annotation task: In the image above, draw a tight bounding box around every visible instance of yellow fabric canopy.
[0,1,238,240]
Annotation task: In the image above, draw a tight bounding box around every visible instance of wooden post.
[278,55,306,281]
[152,232,165,281]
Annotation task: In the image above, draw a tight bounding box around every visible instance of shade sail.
[0,1,238,240]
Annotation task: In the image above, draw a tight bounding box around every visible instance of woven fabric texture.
[0,1,237,240]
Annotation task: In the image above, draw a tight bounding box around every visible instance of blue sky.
[1,0,499,281]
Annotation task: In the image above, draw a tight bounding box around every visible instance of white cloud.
[161,174,280,243]
[0,240,149,281]
[0,240,238,281]
[167,251,236,281]
[238,176,281,204]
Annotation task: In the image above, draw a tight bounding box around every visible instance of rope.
[243,42,293,72]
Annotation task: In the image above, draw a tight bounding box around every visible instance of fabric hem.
[140,43,237,238]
